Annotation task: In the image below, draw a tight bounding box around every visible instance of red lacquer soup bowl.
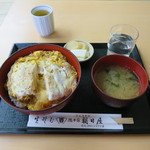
[91,55,148,108]
[0,44,81,114]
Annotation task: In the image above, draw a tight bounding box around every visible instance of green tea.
[33,10,49,16]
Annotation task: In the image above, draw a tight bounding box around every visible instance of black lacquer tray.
[0,43,150,134]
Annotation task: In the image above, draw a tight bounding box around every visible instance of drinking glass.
[107,24,139,56]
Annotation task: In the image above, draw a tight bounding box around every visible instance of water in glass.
[107,33,135,56]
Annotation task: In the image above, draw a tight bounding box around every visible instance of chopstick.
[112,117,134,124]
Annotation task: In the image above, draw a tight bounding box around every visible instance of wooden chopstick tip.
[112,117,134,125]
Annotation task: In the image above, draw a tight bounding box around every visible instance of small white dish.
[64,40,94,62]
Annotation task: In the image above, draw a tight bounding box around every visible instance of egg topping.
[6,50,77,110]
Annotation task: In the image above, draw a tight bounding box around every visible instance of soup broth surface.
[94,65,140,99]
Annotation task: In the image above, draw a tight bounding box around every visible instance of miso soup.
[94,65,140,99]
